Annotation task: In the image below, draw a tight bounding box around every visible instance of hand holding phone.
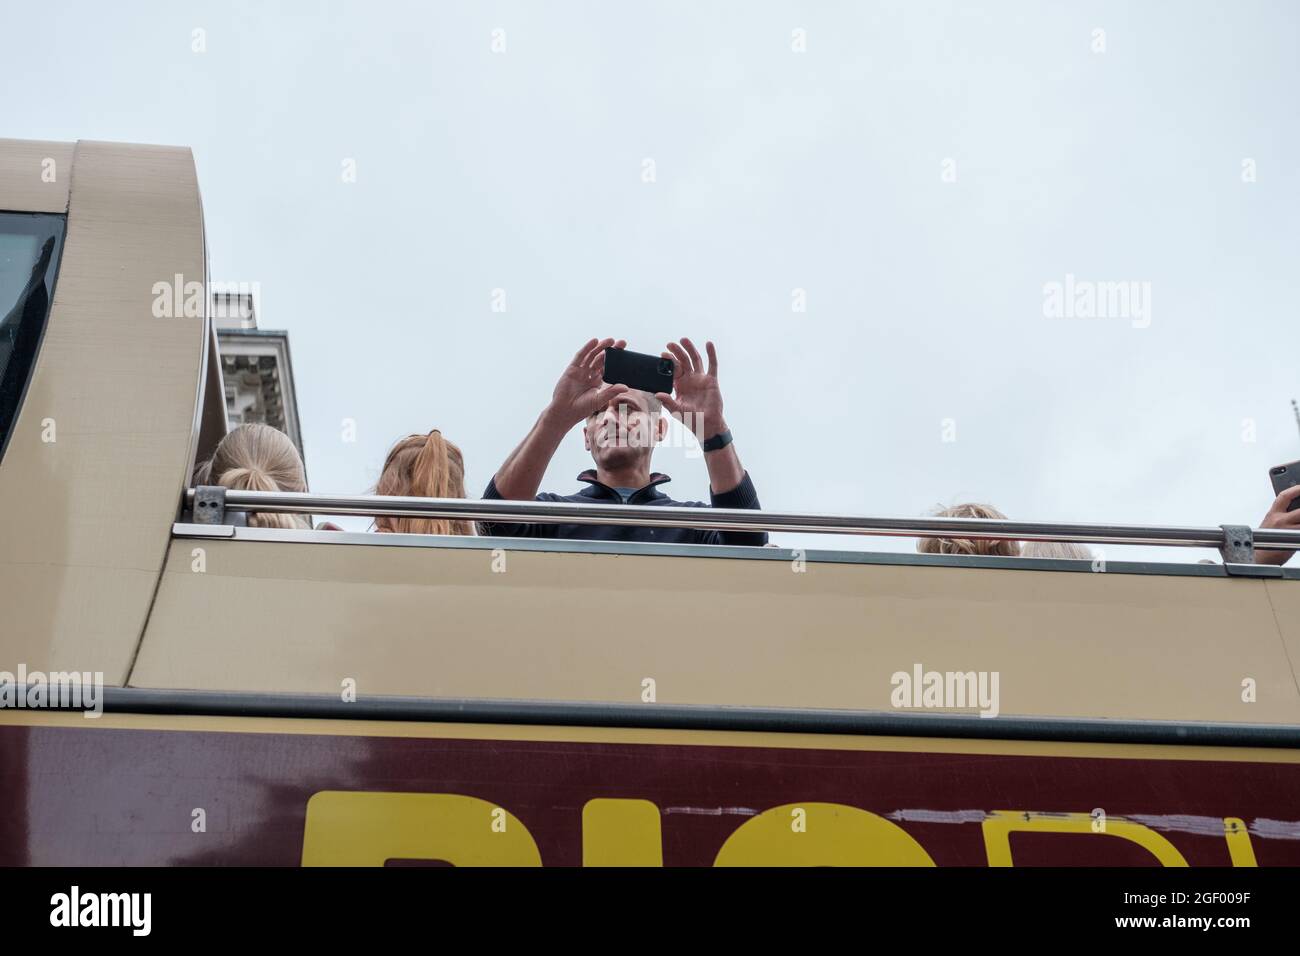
[1258,462,1300,565]
[602,347,674,395]
[1270,461,1300,513]
[549,338,630,425]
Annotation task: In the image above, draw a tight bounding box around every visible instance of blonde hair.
[374,430,474,536]
[201,423,308,529]
[1021,539,1094,560]
[916,503,1020,557]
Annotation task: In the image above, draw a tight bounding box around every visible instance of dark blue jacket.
[479,470,768,547]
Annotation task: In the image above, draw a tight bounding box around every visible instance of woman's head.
[1021,539,1094,560]
[374,430,472,536]
[202,423,308,529]
[916,502,1020,557]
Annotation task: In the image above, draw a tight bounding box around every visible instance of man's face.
[583,390,665,468]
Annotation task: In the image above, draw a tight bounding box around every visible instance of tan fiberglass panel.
[0,139,73,213]
[0,142,206,681]
[132,536,1300,724]
[1263,579,1300,704]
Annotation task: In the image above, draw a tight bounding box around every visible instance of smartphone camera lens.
[658,358,673,375]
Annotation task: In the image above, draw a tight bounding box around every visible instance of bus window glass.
[0,212,65,463]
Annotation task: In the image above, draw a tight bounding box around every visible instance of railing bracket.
[1219,524,1255,566]
[193,485,227,525]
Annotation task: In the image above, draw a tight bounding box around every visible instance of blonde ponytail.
[412,431,453,500]
[218,465,280,494]
[199,424,309,530]
[374,430,473,536]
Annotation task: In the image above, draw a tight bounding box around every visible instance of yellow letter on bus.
[714,803,935,866]
[582,799,663,866]
[982,811,1188,867]
[302,792,542,867]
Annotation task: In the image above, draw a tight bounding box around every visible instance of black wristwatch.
[701,428,733,452]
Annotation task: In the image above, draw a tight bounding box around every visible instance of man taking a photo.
[479,337,767,546]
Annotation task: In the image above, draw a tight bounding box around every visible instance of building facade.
[212,291,305,461]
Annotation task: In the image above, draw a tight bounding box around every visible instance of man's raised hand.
[550,337,628,425]
[657,338,726,437]
[1256,484,1300,565]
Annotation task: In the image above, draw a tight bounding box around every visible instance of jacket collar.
[576,470,671,503]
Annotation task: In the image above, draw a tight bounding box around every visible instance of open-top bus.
[2,138,1299,866]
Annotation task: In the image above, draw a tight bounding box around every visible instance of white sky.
[7,1,1299,561]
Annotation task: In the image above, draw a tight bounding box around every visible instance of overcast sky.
[8,1,1299,561]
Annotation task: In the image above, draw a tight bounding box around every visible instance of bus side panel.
[0,139,73,212]
[0,142,206,682]
[133,536,1300,724]
[1,715,1297,866]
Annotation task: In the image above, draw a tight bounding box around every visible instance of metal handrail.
[184,488,1300,552]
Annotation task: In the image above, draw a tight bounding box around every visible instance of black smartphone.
[1270,461,1300,512]
[603,347,674,395]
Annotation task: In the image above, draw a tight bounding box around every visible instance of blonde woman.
[374,430,474,536]
[916,503,1020,557]
[195,423,310,529]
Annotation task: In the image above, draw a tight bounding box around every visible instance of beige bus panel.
[0,141,206,682]
[131,536,1300,723]
[0,139,73,213]
[1263,579,1300,695]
